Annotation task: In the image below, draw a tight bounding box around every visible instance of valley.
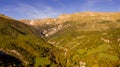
[0,12,120,67]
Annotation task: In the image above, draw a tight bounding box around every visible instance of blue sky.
[0,0,120,19]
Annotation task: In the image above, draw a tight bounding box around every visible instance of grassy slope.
[47,21,120,66]
[1,13,120,67]
[0,15,61,67]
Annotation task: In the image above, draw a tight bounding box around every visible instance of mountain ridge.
[20,12,120,37]
[20,12,120,66]
[0,12,120,67]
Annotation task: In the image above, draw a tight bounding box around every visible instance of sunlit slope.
[21,12,120,37]
[48,27,120,66]
[20,12,120,66]
[46,12,120,67]
[0,14,61,67]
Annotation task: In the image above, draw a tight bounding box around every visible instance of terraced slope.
[0,14,61,67]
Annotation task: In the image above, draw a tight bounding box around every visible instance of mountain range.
[0,12,120,67]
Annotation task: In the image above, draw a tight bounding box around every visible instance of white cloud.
[80,0,113,11]
[14,3,60,19]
